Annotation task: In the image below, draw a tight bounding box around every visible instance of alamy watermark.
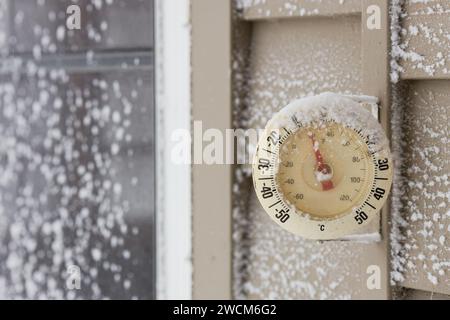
[366,265,381,290]
[66,5,81,30]
[66,265,81,290]
[170,121,267,165]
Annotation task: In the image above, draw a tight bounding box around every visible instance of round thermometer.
[252,93,393,240]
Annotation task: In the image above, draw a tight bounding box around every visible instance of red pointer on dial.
[308,133,334,191]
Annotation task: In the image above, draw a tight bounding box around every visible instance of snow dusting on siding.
[236,0,359,18]
[391,0,450,81]
[232,14,365,299]
[389,81,449,290]
[390,0,449,292]
[233,0,449,298]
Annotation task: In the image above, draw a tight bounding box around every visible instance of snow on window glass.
[0,0,154,299]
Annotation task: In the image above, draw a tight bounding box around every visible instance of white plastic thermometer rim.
[252,93,393,240]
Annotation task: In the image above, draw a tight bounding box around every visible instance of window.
[0,0,155,299]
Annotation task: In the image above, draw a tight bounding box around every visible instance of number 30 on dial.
[252,93,393,240]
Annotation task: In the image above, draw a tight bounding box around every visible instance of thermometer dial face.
[252,93,393,240]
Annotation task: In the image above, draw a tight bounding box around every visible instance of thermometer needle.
[308,133,334,191]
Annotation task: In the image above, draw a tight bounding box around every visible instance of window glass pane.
[4,0,153,55]
[0,0,155,299]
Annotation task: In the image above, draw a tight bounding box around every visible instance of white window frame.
[155,0,192,300]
